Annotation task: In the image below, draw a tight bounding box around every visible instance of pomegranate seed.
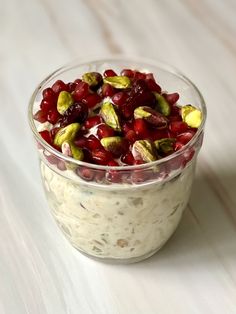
[107,169,122,183]
[72,82,90,101]
[108,160,119,166]
[45,154,58,165]
[67,82,76,92]
[174,142,184,151]
[169,121,189,134]
[60,102,88,127]
[83,93,101,108]
[134,119,150,139]
[47,109,61,124]
[74,79,82,85]
[183,149,195,166]
[77,167,94,181]
[112,92,128,106]
[42,87,56,102]
[125,130,137,143]
[57,160,66,171]
[50,127,60,140]
[134,160,144,165]
[132,169,153,183]
[92,148,113,165]
[40,99,54,112]
[133,71,146,80]
[169,115,182,122]
[103,69,117,77]
[146,79,161,93]
[163,93,179,105]
[121,152,135,165]
[122,121,134,133]
[102,83,115,97]
[87,135,102,150]
[170,105,180,116]
[39,130,52,145]
[145,73,155,81]
[34,110,47,123]
[51,80,67,95]
[149,129,169,141]
[177,131,195,144]
[84,116,102,129]
[74,136,88,149]
[97,124,115,139]
[120,69,134,78]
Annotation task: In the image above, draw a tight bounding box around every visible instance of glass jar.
[28,56,206,263]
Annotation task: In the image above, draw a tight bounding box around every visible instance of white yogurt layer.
[41,160,195,261]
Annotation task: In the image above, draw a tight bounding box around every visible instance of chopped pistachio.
[82,72,101,87]
[134,106,152,119]
[100,102,121,131]
[54,123,80,147]
[181,105,202,128]
[103,76,131,89]
[100,136,123,155]
[153,92,171,116]
[154,138,176,154]
[57,91,74,115]
[132,140,157,162]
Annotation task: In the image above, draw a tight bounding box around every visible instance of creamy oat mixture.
[41,160,195,260]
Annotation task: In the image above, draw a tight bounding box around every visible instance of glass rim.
[28,55,207,171]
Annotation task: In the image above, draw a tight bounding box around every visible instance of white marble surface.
[1,0,236,313]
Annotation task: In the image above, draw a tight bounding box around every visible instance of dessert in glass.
[28,56,206,263]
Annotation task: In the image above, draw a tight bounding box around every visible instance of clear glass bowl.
[28,56,206,263]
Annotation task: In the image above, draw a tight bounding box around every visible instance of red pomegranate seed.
[146,79,161,93]
[145,73,155,81]
[121,151,135,165]
[97,124,115,139]
[47,109,61,124]
[112,92,128,106]
[87,135,102,150]
[84,116,102,129]
[34,110,47,123]
[134,160,144,165]
[39,130,52,144]
[92,149,113,165]
[42,87,56,102]
[134,119,150,139]
[120,69,134,78]
[168,115,182,122]
[40,99,54,112]
[77,167,94,181]
[67,82,76,92]
[103,69,117,77]
[73,82,90,101]
[183,149,195,166]
[45,154,58,165]
[74,79,82,85]
[125,130,137,143]
[74,136,88,149]
[149,129,169,141]
[133,71,146,80]
[57,160,66,171]
[83,93,101,108]
[174,142,184,151]
[163,93,180,105]
[122,121,134,133]
[169,121,189,134]
[108,160,119,166]
[177,130,195,144]
[51,80,67,95]
[170,105,180,116]
[102,83,115,97]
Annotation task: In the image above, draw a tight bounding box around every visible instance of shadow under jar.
[28,56,206,263]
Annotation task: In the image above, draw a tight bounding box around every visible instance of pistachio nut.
[62,141,84,160]
[154,138,176,154]
[132,140,157,163]
[100,102,121,131]
[103,76,131,89]
[153,92,171,116]
[54,123,80,147]
[181,105,202,128]
[82,72,102,87]
[100,136,124,156]
[134,106,168,129]
[57,91,74,115]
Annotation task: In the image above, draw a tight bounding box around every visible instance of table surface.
[1,0,236,313]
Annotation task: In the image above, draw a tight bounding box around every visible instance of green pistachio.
[153,92,171,116]
[100,102,121,131]
[100,136,123,156]
[103,76,131,89]
[181,105,202,128]
[54,123,80,147]
[62,141,84,160]
[154,138,176,154]
[132,140,157,163]
[57,91,74,115]
[82,72,101,87]
[134,106,152,119]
